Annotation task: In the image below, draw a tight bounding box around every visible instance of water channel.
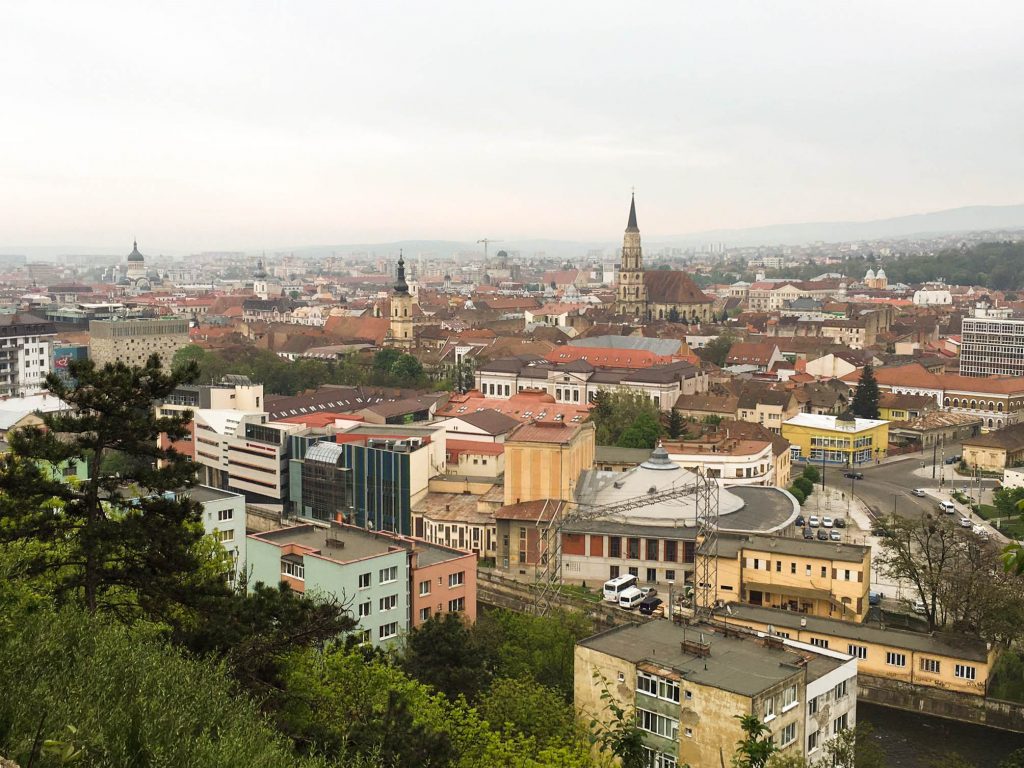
[859,703,1024,767]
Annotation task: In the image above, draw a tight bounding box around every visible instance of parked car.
[829,530,841,542]
[959,517,973,528]
[868,591,882,606]
[821,516,834,528]
[834,517,846,529]
[795,515,806,527]
[808,516,820,527]
[912,599,927,615]
[638,596,663,616]
[844,471,864,480]
[912,488,927,497]
[816,529,829,541]
[938,501,956,515]
[945,456,959,465]
[803,527,814,540]
[618,587,645,610]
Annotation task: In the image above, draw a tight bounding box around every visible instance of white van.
[603,574,638,603]
[618,586,645,610]
[938,500,956,515]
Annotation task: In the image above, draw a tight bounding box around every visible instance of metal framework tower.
[530,470,720,616]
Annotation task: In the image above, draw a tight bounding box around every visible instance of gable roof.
[643,271,712,305]
[452,408,520,435]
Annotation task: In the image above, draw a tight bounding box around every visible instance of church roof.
[127,240,144,262]
[393,253,410,294]
[643,271,712,305]
[626,194,639,232]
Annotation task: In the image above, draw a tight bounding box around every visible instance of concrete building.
[89,317,190,368]
[962,423,1024,471]
[502,420,595,506]
[960,301,1024,378]
[782,413,889,467]
[0,313,56,396]
[247,521,475,646]
[576,620,855,768]
[186,485,247,582]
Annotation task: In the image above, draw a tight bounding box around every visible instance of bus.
[603,574,638,603]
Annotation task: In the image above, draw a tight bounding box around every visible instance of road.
[819,447,999,523]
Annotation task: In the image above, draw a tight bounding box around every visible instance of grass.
[557,583,602,603]
[993,517,1024,540]
[975,504,999,520]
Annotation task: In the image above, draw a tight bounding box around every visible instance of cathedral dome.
[127,240,144,263]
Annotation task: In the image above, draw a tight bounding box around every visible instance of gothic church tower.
[615,194,647,317]
[387,251,415,349]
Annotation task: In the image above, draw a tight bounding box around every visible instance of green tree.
[851,365,880,420]
[666,409,686,439]
[477,677,577,748]
[788,486,806,505]
[802,465,821,484]
[667,306,681,323]
[588,673,647,768]
[732,714,776,768]
[793,476,814,498]
[0,356,212,621]
[402,612,494,702]
[618,411,663,449]
[390,353,426,387]
[588,390,663,448]
[700,332,736,367]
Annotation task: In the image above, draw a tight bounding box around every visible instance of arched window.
[999,402,1004,412]
[998,419,1004,428]
[989,419,994,428]
[970,399,977,409]
[989,401,995,411]
[953,398,960,408]
[404,308,409,317]
[944,397,950,407]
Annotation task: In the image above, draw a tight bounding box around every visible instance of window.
[665,569,676,581]
[609,565,620,579]
[217,508,233,521]
[627,538,640,559]
[833,714,848,734]
[357,601,371,617]
[790,562,796,575]
[380,566,397,584]
[763,696,776,721]
[636,709,679,740]
[646,539,659,560]
[821,566,827,578]
[214,529,233,543]
[449,571,465,588]
[780,723,796,747]
[628,567,638,577]
[848,644,868,660]
[776,560,782,572]
[448,597,465,612]
[379,594,397,612]
[646,568,657,583]
[281,559,304,580]
[955,664,977,680]
[379,622,398,640]
[358,572,371,589]
[808,696,818,716]
[664,540,677,562]
[684,689,693,700]
[609,537,622,558]
[642,747,678,768]
[782,685,798,711]
[886,652,906,667]
[419,580,431,596]
[805,564,811,576]
[921,658,941,674]
[833,680,848,699]
[637,671,681,703]
[419,607,430,622]
[810,638,829,649]
[808,729,819,753]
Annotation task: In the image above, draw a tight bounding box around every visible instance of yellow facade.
[716,537,871,622]
[962,444,1008,471]
[503,422,595,506]
[782,416,889,468]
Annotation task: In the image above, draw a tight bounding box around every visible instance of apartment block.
[0,313,57,396]
[960,304,1024,378]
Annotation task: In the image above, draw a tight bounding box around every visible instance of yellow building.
[716,534,872,622]
[502,420,595,506]
[722,604,994,698]
[782,413,889,468]
[576,621,852,768]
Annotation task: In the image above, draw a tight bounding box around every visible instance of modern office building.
[782,413,889,466]
[960,302,1024,377]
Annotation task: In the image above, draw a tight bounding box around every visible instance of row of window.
[807,714,849,753]
[807,640,980,680]
[609,565,677,583]
[637,671,682,704]
[748,558,863,582]
[608,537,694,562]
[636,708,679,740]
[763,684,799,721]
[417,598,466,621]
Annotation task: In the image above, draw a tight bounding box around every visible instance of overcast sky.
[2,1,1023,252]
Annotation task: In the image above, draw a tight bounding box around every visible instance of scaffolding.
[531,469,720,616]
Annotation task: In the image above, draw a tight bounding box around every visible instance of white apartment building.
[0,313,56,396]
[187,485,248,582]
[960,303,1024,378]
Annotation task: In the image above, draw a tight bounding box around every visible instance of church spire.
[393,250,409,294]
[626,192,639,232]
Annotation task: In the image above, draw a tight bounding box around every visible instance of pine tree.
[851,364,881,419]
[0,354,212,620]
[666,409,685,439]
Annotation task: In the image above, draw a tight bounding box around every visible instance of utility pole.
[477,238,503,262]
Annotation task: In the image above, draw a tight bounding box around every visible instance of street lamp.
[666,580,674,622]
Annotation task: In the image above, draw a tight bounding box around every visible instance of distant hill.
[664,204,1024,247]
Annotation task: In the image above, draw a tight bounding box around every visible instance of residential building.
[414,491,497,558]
[247,521,475,647]
[736,385,800,433]
[962,423,1024,471]
[576,621,854,768]
[715,535,872,622]
[89,317,190,368]
[725,342,786,373]
[0,313,57,396]
[187,485,247,582]
[877,392,936,422]
[782,413,889,467]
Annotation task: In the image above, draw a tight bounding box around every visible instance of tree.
[618,411,662,449]
[667,307,680,323]
[666,409,686,439]
[793,476,814,498]
[402,612,494,702]
[700,332,736,367]
[851,365,880,419]
[389,353,426,387]
[788,486,806,505]
[0,356,214,621]
[588,390,663,448]
[732,714,776,768]
[588,673,647,768]
[477,677,577,748]
[802,465,821,484]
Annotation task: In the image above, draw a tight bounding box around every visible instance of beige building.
[716,535,872,622]
[962,422,1024,471]
[502,420,595,506]
[576,620,852,768]
[89,317,190,368]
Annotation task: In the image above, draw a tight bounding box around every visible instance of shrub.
[801,465,820,484]
[788,486,806,505]
[793,476,814,497]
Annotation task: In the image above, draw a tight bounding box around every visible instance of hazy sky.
[3,1,1023,252]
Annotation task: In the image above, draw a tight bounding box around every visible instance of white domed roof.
[876,268,886,278]
[864,269,875,279]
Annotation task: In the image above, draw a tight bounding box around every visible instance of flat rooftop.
[718,533,869,563]
[186,485,242,504]
[784,413,887,431]
[579,621,808,697]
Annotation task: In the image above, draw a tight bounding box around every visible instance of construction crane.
[531,470,720,618]
[477,238,502,262]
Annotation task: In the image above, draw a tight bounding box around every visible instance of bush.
[802,465,820,484]
[990,649,1024,703]
[788,486,806,505]
[793,476,814,497]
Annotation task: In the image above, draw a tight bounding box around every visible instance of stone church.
[615,195,713,323]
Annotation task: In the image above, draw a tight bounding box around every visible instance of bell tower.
[615,193,647,317]
[388,251,415,349]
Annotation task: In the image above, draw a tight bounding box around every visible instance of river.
[859,703,1024,767]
